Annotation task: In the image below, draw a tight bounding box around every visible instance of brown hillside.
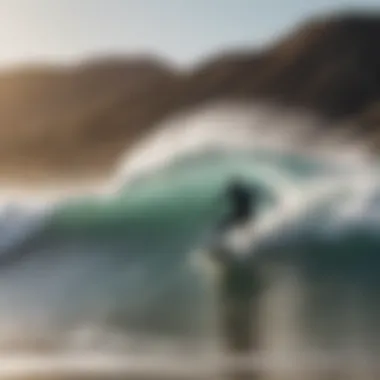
[88,11,380,179]
[0,57,180,181]
[2,11,380,182]
[166,12,380,119]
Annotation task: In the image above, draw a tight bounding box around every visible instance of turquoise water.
[0,148,379,353]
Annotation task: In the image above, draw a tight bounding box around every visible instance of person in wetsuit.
[210,179,262,354]
[218,180,259,230]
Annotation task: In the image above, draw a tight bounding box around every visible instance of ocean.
[0,102,379,378]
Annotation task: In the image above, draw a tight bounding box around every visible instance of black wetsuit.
[216,181,256,232]
[211,181,261,353]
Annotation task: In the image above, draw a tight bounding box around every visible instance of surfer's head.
[225,178,260,225]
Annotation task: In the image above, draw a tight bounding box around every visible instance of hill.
[1,11,380,182]
[0,57,180,181]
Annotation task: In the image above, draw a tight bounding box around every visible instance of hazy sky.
[0,0,378,67]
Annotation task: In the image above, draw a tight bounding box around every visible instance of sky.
[0,0,378,67]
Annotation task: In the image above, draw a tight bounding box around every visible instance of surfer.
[218,179,260,231]
[209,179,261,355]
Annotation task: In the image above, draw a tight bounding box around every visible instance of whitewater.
[0,102,380,377]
